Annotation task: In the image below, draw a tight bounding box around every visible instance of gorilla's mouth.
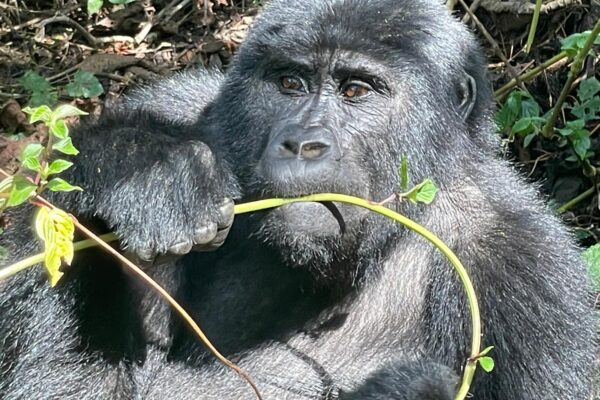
[275,202,344,236]
[265,198,368,238]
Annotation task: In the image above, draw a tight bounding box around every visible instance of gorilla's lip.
[275,202,344,235]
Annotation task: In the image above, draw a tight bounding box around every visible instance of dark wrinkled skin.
[0,1,595,399]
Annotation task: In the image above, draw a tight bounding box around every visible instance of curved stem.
[235,194,481,400]
[2,194,482,399]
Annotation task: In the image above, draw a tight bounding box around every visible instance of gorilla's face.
[252,50,393,236]
[219,0,485,271]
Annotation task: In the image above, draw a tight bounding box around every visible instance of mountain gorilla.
[0,0,594,399]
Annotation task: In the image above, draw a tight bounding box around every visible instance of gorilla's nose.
[279,139,331,160]
[269,126,336,162]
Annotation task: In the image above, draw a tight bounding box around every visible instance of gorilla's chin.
[254,201,365,275]
[277,202,344,236]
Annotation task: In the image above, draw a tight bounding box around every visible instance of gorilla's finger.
[215,198,235,229]
[193,222,218,245]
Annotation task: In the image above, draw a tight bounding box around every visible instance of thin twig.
[524,0,543,54]
[457,0,524,86]
[461,0,481,24]
[495,51,569,98]
[558,183,599,214]
[37,15,99,48]
[0,168,263,400]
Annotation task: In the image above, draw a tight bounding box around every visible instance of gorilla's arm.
[0,70,240,398]
[51,69,239,258]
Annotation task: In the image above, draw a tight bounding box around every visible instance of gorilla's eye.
[341,81,371,99]
[280,76,305,92]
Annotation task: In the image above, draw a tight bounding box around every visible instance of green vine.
[2,193,485,399]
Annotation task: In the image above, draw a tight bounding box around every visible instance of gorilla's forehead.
[243,0,468,73]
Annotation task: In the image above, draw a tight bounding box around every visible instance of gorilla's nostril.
[279,140,300,157]
[300,141,330,160]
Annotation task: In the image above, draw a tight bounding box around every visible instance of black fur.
[0,0,595,399]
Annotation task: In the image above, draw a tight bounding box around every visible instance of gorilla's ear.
[457,73,477,121]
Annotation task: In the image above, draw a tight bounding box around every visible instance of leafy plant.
[560,31,600,58]
[65,70,104,98]
[0,104,86,286]
[496,90,545,147]
[496,77,599,165]
[20,71,58,107]
[477,346,496,373]
[20,70,104,107]
[397,155,439,205]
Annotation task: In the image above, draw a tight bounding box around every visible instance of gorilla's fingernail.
[169,240,193,255]
[194,222,218,244]
[137,248,156,262]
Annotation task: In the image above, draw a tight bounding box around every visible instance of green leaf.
[23,106,52,124]
[35,206,75,287]
[583,244,600,291]
[414,179,438,205]
[561,31,600,57]
[573,134,592,160]
[523,133,536,148]
[46,178,83,192]
[399,155,409,191]
[52,104,88,121]
[566,119,586,130]
[478,356,495,373]
[6,177,37,207]
[29,91,58,108]
[495,91,522,132]
[520,97,541,118]
[87,0,103,14]
[556,127,573,137]
[22,157,42,172]
[21,143,44,160]
[512,117,533,135]
[577,78,600,101]
[0,176,14,193]
[47,159,74,175]
[65,70,104,98]
[50,119,69,139]
[20,71,52,93]
[52,137,79,155]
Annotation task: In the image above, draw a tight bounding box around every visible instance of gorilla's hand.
[70,136,240,264]
[340,361,458,400]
